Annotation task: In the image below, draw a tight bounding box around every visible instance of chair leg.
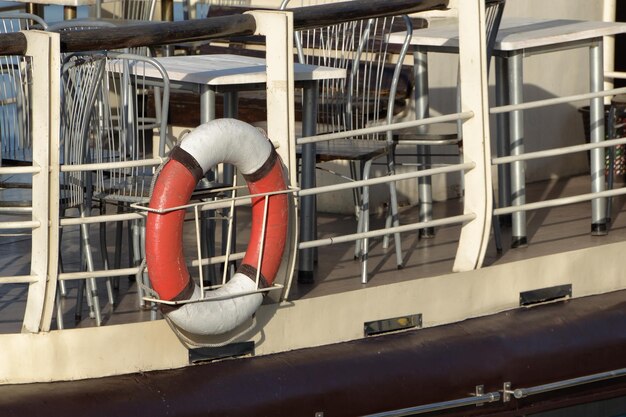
[131,219,145,309]
[99,202,115,307]
[606,104,617,224]
[79,205,102,326]
[112,205,124,290]
[386,180,404,269]
[200,207,217,286]
[383,151,404,269]
[57,215,67,298]
[360,159,373,284]
[492,194,503,254]
[55,286,65,330]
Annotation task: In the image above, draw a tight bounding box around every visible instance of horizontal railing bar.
[144,283,284,305]
[297,112,473,145]
[0,0,448,55]
[0,207,32,213]
[490,86,626,115]
[205,0,448,29]
[494,186,626,216]
[132,196,252,215]
[0,32,26,55]
[0,165,40,175]
[59,266,143,281]
[299,213,475,249]
[136,187,294,214]
[605,71,626,80]
[191,251,245,267]
[365,391,501,417]
[512,367,626,399]
[492,136,626,165]
[0,275,38,284]
[299,162,475,197]
[130,162,473,216]
[58,14,257,53]
[60,212,144,226]
[291,0,448,31]
[0,220,39,230]
[60,157,164,172]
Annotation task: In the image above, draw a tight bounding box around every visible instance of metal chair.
[89,51,170,309]
[0,13,47,165]
[0,13,87,328]
[60,52,112,326]
[393,0,505,249]
[292,14,414,283]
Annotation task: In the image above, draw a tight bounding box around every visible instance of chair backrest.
[91,52,170,202]
[61,53,107,208]
[0,13,48,164]
[293,14,414,142]
[485,0,505,71]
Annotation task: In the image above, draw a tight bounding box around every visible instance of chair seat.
[395,122,460,145]
[297,139,389,163]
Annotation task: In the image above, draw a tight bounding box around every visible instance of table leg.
[589,39,608,235]
[298,81,318,284]
[495,55,511,227]
[200,85,216,124]
[413,49,435,238]
[508,52,527,247]
[63,6,77,20]
[26,3,44,18]
[161,0,174,22]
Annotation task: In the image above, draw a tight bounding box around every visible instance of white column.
[453,0,493,271]
[22,30,60,333]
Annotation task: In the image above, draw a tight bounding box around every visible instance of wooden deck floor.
[1,174,625,333]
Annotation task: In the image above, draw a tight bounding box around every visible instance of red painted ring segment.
[146,148,289,302]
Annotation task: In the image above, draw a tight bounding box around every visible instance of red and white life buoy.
[146,119,289,336]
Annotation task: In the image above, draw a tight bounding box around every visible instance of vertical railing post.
[453,0,493,271]
[21,30,61,332]
[245,10,298,298]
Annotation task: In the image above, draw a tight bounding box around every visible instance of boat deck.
[1,173,624,333]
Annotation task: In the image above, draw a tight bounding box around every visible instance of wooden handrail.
[209,0,448,30]
[0,32,26,55]
[0,0,448,55]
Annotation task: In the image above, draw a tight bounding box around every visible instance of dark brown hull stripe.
[1,289,625,417]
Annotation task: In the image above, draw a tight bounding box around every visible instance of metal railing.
[491,81,626,219]
[0,0,494,333]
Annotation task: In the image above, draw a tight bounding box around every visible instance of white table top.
[389,17,626,52]
[143,54,346,86]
